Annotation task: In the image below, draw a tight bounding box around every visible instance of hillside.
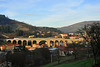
[0,14,62,38]
[58,21,100,33]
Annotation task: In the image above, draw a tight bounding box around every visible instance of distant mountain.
[58,21,100,33]
[0,14,62,38]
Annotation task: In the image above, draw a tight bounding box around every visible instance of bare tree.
[78,22,100,64]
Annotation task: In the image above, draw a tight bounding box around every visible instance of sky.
[0,0,100,28]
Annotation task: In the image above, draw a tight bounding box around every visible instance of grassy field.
[41,58,94,67]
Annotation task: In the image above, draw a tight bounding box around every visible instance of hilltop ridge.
[58,21,100,33]
[0,14,62,38]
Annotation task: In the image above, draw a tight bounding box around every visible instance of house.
[29,35,35,38]
[59,34,68,38]
[69,33,74,36]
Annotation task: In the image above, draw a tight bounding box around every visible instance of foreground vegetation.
[42,58,100,67]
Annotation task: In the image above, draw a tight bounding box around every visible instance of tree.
[15,29,24,36]
[67,41,80,59]
[0,25,12,33]
[33,48,51,66]
[78,22,100,64]
[7,46,30,67]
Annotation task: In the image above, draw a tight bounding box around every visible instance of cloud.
[0,0,42,17]
[31,0,100,27]
[30,0,84,25]
[1,0,100,27]
[82,4,100,11]
[0,0,42,11]
[66,0,84,7]
[2,11,18,17]
[0,4,4,7]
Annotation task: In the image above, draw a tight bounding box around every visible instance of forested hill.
[58,21,100,33]
[0,14,62,38]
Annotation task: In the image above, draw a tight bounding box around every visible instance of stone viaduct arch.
[6,38,84,47]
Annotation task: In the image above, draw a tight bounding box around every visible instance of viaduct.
[6,38,84,47]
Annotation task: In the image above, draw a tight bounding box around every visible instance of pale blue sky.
[0,0,100,27]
